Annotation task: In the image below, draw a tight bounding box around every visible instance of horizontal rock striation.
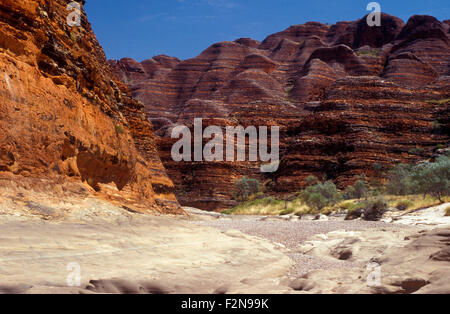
[113,13,450,210]
[0,0,181,213]
[274,77,449,191]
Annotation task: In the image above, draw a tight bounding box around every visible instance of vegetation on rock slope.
[225,156,450,219]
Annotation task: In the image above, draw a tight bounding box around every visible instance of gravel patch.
[196,217,413,277]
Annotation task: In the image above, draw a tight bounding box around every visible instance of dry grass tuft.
[222,194,449,217]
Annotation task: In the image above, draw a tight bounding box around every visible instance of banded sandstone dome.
[112,13,450,211]
[0,0,181,213]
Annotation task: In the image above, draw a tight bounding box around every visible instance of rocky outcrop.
[274,77,449,191]
[113,13,449,210]
[300,226,450,294]
[260,22,330,51]
[382,52,439,87]
[333,14,404,48]
[0,0,181,213]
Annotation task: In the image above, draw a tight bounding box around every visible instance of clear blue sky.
[85,0,450,61]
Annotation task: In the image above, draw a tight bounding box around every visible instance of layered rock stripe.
[0,0,181,213]
[112,13,450,211]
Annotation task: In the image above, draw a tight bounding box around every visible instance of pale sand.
[194,204,450,294]
[1,186,449,294]
[0,212,293,294]
[0,186,290,294]
[385,202,450,228]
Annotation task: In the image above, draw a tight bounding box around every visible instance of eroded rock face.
[333,14,404,49]
[113,13,449,210]
[275,76,449,191]
[300,227,450,294]
[0,0,181,213]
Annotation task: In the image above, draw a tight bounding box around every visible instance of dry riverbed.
[0,191,449,294]
[192,205,450,293]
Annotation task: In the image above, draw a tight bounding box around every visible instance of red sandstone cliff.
[0,0,181,213]
[112,13,450,211]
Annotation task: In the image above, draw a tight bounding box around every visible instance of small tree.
[373,163,383,176]
[369,178,384,195]
[232,176,261,202]
[307,193,328,211]
[353,178,369,199]
[386,157,449,202]
[343,176,369,199]
[302,180,342,211]
[343,186,356,200]
[305,175,319,186]
[283,194,297,211]
[386,164,415,195]
[315,181,342,205]
[412,157,450,203]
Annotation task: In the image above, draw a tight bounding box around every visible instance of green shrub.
[285,85,294,93]
[344,177,369,200]
[343,186,356,200]
[69,31,78,42]
[246,192,265,201]
[425,98,450,105]
[373,163,384,174]
[301,181,342,210]
[369,178,384,190]
[305,175,319,186]
[232,176,262,202]
[295,207,318,217]
[431,121,445,134]
[412,157,450,203]
[307,193,328,211]
[115,125,125,134]
[354,179,369,199]
[356,48,381,57]
[396,200,414,211]
[409,147,424,155]
[369,178,384,196]
[386,163,416,195]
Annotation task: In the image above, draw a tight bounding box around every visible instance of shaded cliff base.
[0,172,182,216]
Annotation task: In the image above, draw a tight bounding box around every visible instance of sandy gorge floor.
[0,189,449,294]
[193,209,450,294]
[0,208,293,294]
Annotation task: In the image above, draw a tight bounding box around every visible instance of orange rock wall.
[113,14,450,211]
[0,0,181,213]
